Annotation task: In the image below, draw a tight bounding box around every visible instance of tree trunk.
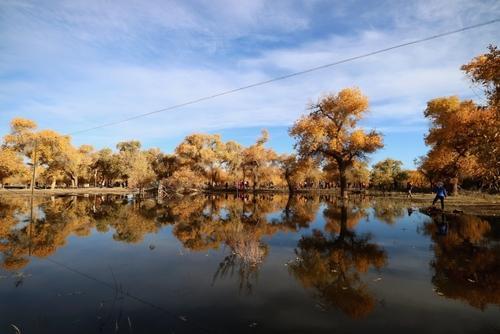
[252,169,257,192]
[69,175,79,188]
[285,195,292,219]
[338,205,348,242]
[285,171,294,193]
[242,167,246,190]
[51,177,56,190]
[451,177,459,196]
[339,163,348,199]
[210,168,214,188]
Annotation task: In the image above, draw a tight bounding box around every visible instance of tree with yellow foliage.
[0,147,27,187]
[423,97,483,195]
[405,169,427,188]
[61,144,95,188]
[290,88,383,198]
[127,152,156,193]
[241,129,278,191]
[461,45,499,191]
[3,118,75,188]
[278,154,315,192]
[420,46,499,193]
[175,134,226,186]
[115,140,156,191]
[346,160,370,189]
[91,148,122,187]
[461,44,499,110]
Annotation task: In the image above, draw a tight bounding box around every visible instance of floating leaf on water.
[179,316,187,322]
[373,277,382,282]
[467,278,476,283]
[436,291,444,296]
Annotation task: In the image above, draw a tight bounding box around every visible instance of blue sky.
[1,0,499,168]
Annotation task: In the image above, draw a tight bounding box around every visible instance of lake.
[0,194,499,334]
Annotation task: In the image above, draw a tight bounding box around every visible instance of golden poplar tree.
[423,97,482,195]
[290,88,383,198]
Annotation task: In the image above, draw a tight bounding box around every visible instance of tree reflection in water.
[172,193,319,294]
[289,203,387,318]
[371,198,407,225]
[0,194,320,294]
[5,194,497,316]
[275,195,321,231]
[424,213,500,310]
[0,195,164,271]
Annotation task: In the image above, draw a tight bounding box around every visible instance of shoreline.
[0,187,137,196]
[1,188,499,217]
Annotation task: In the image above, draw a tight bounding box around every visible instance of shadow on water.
[0,193,499,333]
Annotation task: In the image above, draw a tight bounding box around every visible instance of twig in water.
[10,324,21,334]
[128,316,133,334]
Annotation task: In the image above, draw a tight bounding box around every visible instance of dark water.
[0,194,499,334]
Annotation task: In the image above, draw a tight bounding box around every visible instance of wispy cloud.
[0,0,499,168]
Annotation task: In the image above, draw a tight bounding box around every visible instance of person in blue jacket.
[432,182,447,210]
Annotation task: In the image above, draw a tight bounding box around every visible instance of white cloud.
[0,0,499,162]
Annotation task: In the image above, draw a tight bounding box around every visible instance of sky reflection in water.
[0,194,499,334]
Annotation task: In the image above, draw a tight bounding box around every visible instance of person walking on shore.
[432,182,447,210]
[406,181,413,198]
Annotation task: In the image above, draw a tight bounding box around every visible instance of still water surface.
[0,194,499,333]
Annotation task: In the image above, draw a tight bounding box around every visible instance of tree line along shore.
[0,45,498,197]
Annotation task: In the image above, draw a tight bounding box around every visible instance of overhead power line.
[69,18,500,136]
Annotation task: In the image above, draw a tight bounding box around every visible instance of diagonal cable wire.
[67,19,500,136]
[45,257,216,333]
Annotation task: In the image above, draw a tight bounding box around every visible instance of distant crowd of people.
[205,180,372,191]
